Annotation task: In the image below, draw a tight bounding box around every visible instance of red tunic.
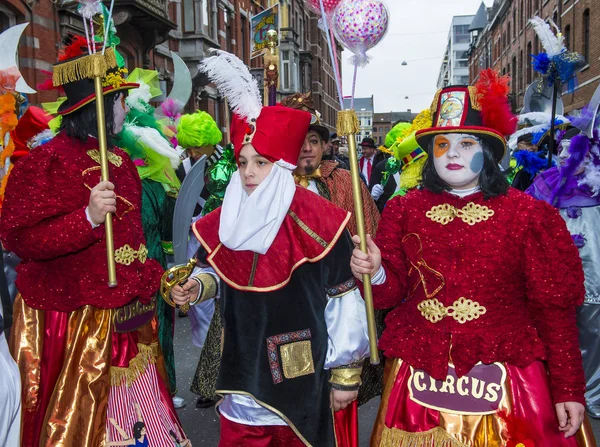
[367,187,586,405]
[0,132,163,311]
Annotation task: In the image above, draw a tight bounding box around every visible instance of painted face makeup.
[558,139,587,175]
[432,133,484,190]
[112,93,129,134]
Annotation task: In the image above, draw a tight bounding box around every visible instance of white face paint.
[112,93,129,135]
[432,133,484,190]
[559,139,587,175]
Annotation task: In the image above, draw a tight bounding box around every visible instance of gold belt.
[417,297,486,324]
[114,243,148,265]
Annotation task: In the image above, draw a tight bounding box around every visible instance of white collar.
[449,185,480,198]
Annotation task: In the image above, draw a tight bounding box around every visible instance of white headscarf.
[218,163,296,254]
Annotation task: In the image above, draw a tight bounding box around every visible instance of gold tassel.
[110,343,159,387]
[430,89,442,116]
[337,109,360,136]
[379,426,469,447]
[53,48,117,86]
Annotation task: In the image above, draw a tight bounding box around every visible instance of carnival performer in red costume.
[0,37,187,446]
[350,70,597,447]
[170,50,370,447]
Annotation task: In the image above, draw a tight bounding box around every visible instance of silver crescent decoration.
[521,80,564,116]
[0,23,36,94]
[584,83,600,138]
[167,51,192,110]
[172,155,206,266]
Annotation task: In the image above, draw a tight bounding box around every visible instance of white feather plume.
[127,125,183,169]
[518,112,568,126]
[528,16,565,57]
[198,50,262,124]
[126,82,152,112]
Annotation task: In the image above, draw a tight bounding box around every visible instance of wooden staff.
[338,109,380,365]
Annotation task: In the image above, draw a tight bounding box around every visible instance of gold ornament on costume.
[280,340,315,379]
[418,297,487,324]
[426,203,494,226]
[293,168,322,188]
[87,149,123,167]
[102,67,128,89]
[114,243,148,265]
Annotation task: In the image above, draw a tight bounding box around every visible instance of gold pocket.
[280,340,315,379]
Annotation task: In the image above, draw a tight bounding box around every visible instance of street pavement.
[173,314,600,446]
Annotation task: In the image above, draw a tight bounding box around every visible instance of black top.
[204,231,355,447]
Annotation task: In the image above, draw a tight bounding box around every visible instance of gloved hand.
[371,184,384,200]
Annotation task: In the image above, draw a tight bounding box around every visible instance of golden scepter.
[53,48,119,286]
[338,111,379,365]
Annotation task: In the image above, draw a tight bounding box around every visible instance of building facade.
[468,0,599,113]
[344,96,374,146]
[372,111,418,147]
[437,15,475,88]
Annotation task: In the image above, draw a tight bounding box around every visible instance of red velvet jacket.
[0,132,163,312]
[367,187,586,405]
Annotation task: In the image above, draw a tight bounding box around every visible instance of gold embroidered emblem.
[114,243,148,266]
[87,149,123,167]
[280,340,315,379]
[417,297,486,324]
[426,202,494,226]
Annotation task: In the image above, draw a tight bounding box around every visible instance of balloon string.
[103,0,116,54]
[350,63,358,110]
[319,0,344,109]
[329,26,344,106]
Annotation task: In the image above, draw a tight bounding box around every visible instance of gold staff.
[338,110,379,365]
[53,49,119,286]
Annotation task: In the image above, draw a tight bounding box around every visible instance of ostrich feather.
[198,50,262,124]
[528,16,565,57]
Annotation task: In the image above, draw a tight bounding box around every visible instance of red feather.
[58,35,90,62]
[474,69,518,137]
[36,70,64,93]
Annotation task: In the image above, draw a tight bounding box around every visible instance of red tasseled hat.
[416,69,518,162]
[10,106,52,162]
[230,106,311,169]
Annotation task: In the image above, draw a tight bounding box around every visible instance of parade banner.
[251,4,279,59]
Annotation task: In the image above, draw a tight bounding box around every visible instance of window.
[507,23,511,43]
[526,0,531,20]
[526,41,532,84]
[282,50,290,90]
[520,1,524,29]
[0,11,13,32]
[182,0,195,33]
[513,10,517,38]
[564,25,571,50]
[534,35,539,54]
[511,56,516,95]
[453,24,471,44]
[455,50,469,60]
[518,50,523,92]
[224,9,233,52]
[241,15,248,63]
[583,9,590,63]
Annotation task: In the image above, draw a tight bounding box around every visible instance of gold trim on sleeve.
[114,243,148,265]
[192,273,219,304]
[330,366,363,387]
[280,340,315,379]
[417,297,486,324]
[87,149,123,167]
[426,202,494,226]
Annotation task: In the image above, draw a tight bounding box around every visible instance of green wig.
[177,111,222,149]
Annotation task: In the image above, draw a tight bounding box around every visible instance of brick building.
[2,0,342,141]
[468,0,599,113]
[372,111,417,147]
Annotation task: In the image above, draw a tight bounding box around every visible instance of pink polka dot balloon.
[332,0,389,65]
[304,0,342,16]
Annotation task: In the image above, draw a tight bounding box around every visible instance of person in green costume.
[113,69,185,407]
